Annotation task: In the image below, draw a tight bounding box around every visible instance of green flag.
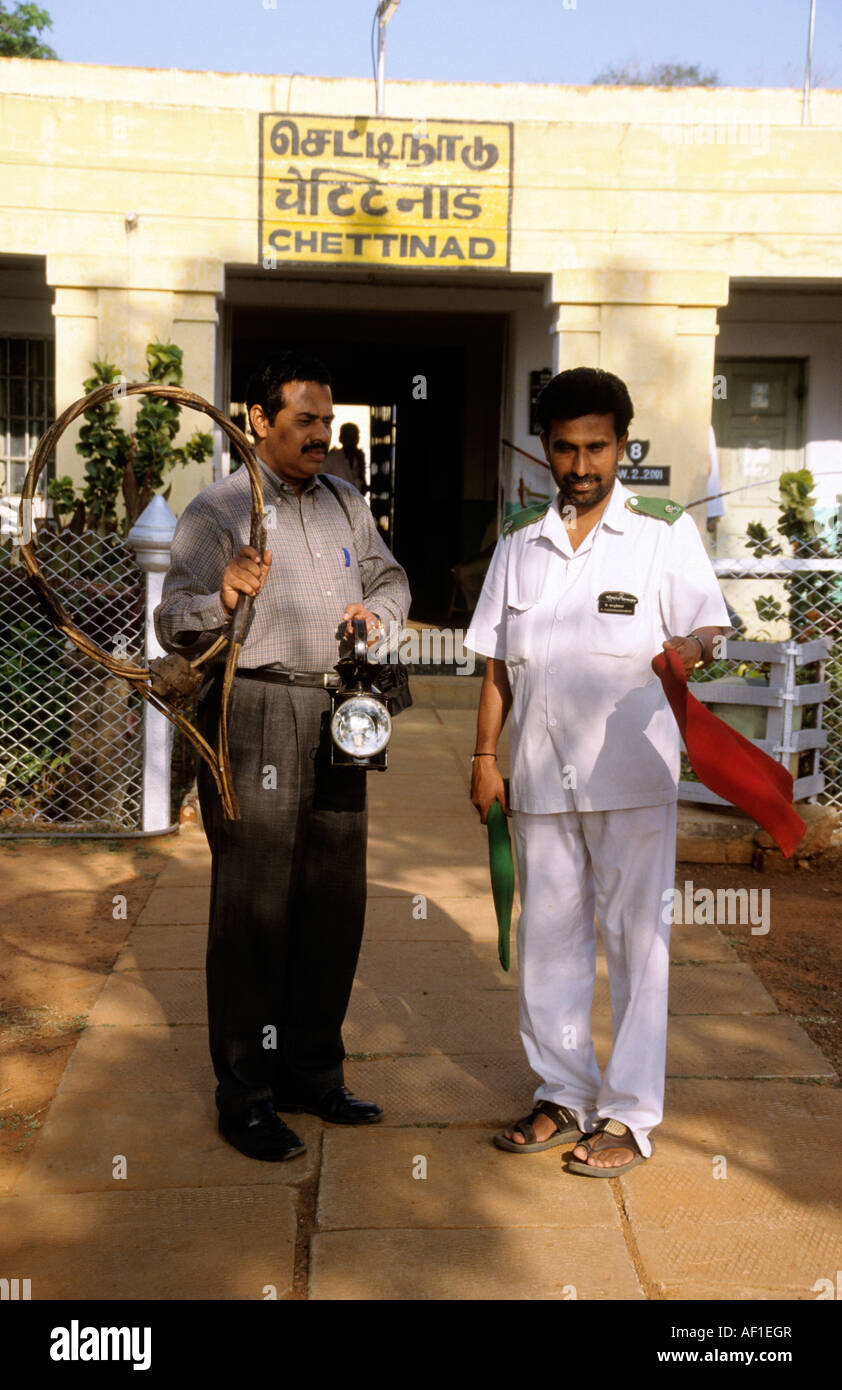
[486,782,514,971]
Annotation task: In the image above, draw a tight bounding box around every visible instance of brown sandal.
[493,1100,583,1153]
[566,1118,653,1177]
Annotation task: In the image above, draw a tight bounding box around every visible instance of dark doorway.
[228,306,507,622]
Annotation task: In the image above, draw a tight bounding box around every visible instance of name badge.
[598,590,638,615]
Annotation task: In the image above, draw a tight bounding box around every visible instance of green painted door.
[712,358,805,552]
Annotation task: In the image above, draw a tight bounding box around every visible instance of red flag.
[652,647,806,858]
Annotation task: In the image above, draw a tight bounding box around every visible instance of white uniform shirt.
[465,481,731,814]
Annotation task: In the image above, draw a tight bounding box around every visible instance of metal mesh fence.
[694,547,842,807]
[0,531,145,834]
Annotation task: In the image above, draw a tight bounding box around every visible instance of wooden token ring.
[18,382,267,821]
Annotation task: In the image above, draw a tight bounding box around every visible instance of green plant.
[745,469,841,641]
[744,469,842,787]
[47,341,213,537]
[0,539,72,808]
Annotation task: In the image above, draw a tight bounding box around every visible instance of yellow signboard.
[259,114,512,271]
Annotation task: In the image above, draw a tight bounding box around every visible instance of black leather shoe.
[275,1084,383,1126]
[218,1100,307,1161]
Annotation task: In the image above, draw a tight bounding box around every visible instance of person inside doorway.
[326,421,368,494]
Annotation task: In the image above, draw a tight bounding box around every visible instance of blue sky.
[39,0,842,89]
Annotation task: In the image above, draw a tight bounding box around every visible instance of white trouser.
[511,802,677,1157]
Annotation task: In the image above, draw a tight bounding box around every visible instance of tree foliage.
[48,341,213,536]
[0,2,57,59]
[593,62,718,88]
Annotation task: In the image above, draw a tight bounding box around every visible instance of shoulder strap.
[319,473,353,527]
[320,474,363,561]
[501,501,551,538]
[625,495,684,525]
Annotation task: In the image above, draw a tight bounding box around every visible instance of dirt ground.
[1,836,840,1188]
[0,837,173,1189]
[677,846,842,1080]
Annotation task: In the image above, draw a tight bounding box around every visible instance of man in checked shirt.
[155,352,410,1161]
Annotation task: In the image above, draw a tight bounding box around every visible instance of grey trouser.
[196,674,367,1117]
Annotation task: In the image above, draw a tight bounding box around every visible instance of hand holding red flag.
[652,646,806,858]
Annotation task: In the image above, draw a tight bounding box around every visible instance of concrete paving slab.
[665,1016,835,1078]
[363,895,502,942]
[114,924,208,971]
[57,1024,212,1093]
[380,743,463,769]
[614,1081,842,1296]
[623,1151,842,1296]
[0,1187,296,1299]
[152,862,212,888]
[151,833,211,870]
[317,1126,618,1230]
[137,884,210,926]
[667,963,777,1016]
[90,970,206,1026]
[433,708,490,734]
[364,862,491,897]
[365,871,490,898]
[344,986,521,1055]
[14,1090,319,1193]
[663,1077,842,1150]
[310,1227,642,1300]
[656,1282,821,1300]
[669,925,739,964]
[378,771,467,793]
[409,677,483,710]
[390,708,446,731]
[368,809,486,838]
[342,1054,543,1124]
[355,940,512,994]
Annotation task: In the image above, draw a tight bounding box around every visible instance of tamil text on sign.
[259,115,513,271]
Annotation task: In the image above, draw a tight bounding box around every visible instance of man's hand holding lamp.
[330,617,393,770]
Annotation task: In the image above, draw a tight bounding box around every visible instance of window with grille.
[0,336,55,498]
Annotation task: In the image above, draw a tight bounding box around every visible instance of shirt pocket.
[336,537,363,603]
[504,594,540,665]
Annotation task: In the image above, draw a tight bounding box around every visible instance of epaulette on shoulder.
[625,495,684,525]
[501,501,551,537]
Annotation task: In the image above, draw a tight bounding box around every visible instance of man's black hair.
[536,367,634,439]
[246,351,332,426]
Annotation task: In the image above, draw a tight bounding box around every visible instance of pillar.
[545,269,730,526]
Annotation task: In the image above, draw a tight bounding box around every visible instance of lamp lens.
[331,696,392,757]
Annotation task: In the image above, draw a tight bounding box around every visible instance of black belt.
[235,666,341,690]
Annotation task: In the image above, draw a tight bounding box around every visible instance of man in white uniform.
[466,367,730,1175]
